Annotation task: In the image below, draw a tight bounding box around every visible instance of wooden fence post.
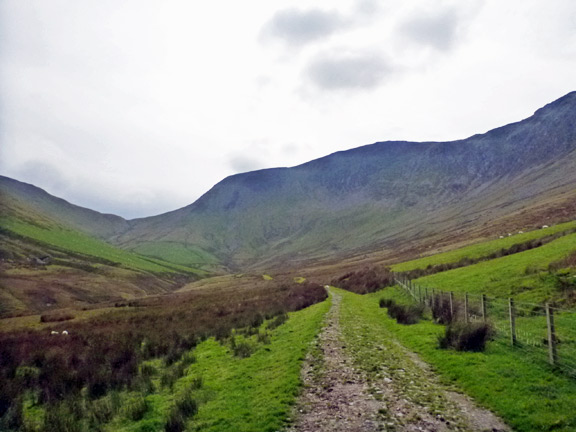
[449,291,454,320]
[509,298,517,346]
[546,303,558,366]
[481,294,487,322]
[464,292,469,323]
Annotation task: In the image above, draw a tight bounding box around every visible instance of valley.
[1,92,576,431]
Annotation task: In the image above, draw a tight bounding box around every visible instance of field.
[392,220,576,272]
[0,279,328,431]
[413,231,576,304]
[362,286,576,431]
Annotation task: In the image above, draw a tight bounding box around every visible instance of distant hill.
[0,175,129,238]
[114,92,576,269]
[0,177,206,316]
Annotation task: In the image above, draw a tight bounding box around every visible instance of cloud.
[229,155,265,173]
[260,8,345,47]
[305,52,392,91]
[399,9,460,51]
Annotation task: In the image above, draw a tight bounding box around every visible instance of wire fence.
[394,275,576,378]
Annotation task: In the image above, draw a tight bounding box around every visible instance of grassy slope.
[111,298,330,432]
[1,217,203,275]
[337,287,576,432]
[392,220,576,272]
[414,232,576,303]
[129,242,220,269]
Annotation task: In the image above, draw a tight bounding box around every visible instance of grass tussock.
[438,322,494,352]
[380,299,424,325]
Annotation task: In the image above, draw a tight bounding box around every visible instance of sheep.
[542,225,549,229]
[499,236,504,239]
[50,331,59,335]
[62,330,69,335]
[518,231,524,234]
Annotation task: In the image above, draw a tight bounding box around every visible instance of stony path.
[287,291,510,432]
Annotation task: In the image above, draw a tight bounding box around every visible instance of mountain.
[0,177,206,317]
[0,175,129,238]
[115,92,576,270]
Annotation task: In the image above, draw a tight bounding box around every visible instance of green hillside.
[1,217,203,275]
[413,231,576,303]
[392,220,576,272]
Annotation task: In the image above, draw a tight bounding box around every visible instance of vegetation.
[0,280,328,431]
[1,218,203,275]
[438,322,494,352]
[380,299,424,324]
[392,220,576,272]
[336,286,576,431]
[129,241,220,270]
[415,232,576,303]
[331,266,394,294]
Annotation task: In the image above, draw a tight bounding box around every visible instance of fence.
[394,275,576,377]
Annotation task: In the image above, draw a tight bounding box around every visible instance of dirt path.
[287,291,510,432]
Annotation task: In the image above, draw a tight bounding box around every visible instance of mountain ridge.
[111,91,576,269]
[2,91,576,271]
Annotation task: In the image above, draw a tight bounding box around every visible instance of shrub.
[233,341,254,358]
[267,312,288,330]
[438,322,494,352]
[190,376,203,390]
[257,330,270,345]
[123,396,149,421]
[175,391,198,417]
[382,300,424,325]
[388,303,424,325]
[379,298,394,308]
[332,266,394,294]
[164,411,186,432]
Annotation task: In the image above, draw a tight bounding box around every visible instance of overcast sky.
[1,0,575,219]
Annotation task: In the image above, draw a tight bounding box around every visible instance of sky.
[1,0,575,219]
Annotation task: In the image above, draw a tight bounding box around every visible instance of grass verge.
[344,286,576,431]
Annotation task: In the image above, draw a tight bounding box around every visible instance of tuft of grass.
[382,299,424,325]
[438,322,494,352]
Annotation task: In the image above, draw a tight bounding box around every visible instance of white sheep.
[542,225,549,229]
[62,330,69,335]
[50,331,59,335]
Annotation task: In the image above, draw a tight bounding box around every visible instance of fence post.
[546,303,558,366]
[449,292,454,320]
[481,294,487,322]
[509,298,517,346]
[464,292,469,323]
